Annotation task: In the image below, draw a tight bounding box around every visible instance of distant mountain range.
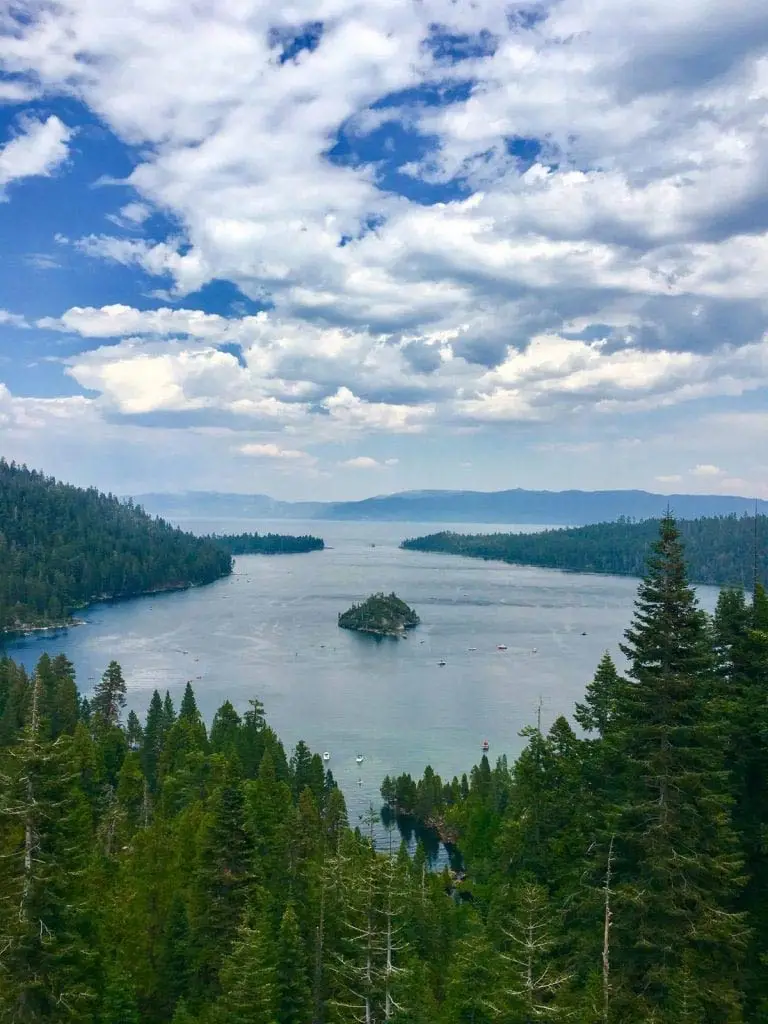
[133,488,768,526]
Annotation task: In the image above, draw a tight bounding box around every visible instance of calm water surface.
[4,519,721,828]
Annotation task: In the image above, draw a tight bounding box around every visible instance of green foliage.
[1,513,766,1022]
[338,591,420,635]
[403,513,768,587]
[208,531,324,554]
[0,458,232,633]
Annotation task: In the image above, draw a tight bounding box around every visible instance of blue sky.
[1,0,767,500]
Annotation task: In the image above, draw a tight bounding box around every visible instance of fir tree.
[608,513,746,1020]
[574,652,623,737]
[189,759,253,998]
[99,963,140,1024]
[179,682,200,723]
[92,661,127,728]
[215,912,277,1024]
[0,675,96,1021]
[276,905,312,1024]
[142,689,165,792]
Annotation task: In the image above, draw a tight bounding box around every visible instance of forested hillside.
[1,516,767,1021]
[402,513,767,587]
[0,459,232,633]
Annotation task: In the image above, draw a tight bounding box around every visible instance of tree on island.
[338,592,420,636]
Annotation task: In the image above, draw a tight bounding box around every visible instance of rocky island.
[338,592,420,637]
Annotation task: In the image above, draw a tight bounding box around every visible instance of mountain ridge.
[133,487,768,526]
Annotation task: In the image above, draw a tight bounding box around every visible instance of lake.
[3,518,722,834]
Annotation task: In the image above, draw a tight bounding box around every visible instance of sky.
[1,0,767,501]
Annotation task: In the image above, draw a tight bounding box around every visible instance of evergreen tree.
[574,652,623,737]
[210,700,242,756]
[163,690,176,729]
[179,682,200,723]
[215,912,277,1024]
[275,905,312,1024]
[158,892,193,1020]
[188,759,253,998]
[99,963,140,1024]
[126,709,143,750]
[608,513,746,1020]
[0,675,96,1021]
[142,689,165,792]
[92,661,127,728]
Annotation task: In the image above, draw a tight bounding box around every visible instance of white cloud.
[106,201,152,229]
[0,115,72,194]
[0,310,28,328]
[2,0,768,493]
[691,463,723,476]
[655,474,683,484]
[340,455,397,469]
[239,442,316,464]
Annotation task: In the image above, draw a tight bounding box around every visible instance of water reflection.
[379,804,463,872]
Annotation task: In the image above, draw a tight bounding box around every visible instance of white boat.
[497,644,508,651]
[323,751,331,761]
[468,647,477,651]
[438,659,447,667]
[356,754,364,764]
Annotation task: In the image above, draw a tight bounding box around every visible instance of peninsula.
[209,532,324,555]
[338,592,420,637]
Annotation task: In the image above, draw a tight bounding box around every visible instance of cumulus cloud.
[0,115,72,194]
[239,442,316,464]
[2,0,768,494]
[691,463,724,476]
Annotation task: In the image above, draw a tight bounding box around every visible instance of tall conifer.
[608,513,745,1020]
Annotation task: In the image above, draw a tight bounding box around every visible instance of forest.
[0,459,233,634]
[1,515,767,1021]
[209,532,325,555]
[402,512,768,587]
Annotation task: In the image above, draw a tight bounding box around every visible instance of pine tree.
[157,891,193,1020]
[210,700,242,756]
[142,689,165,792]
[215,912,277,1024]
[188,759,253,998]
[276,905,312,1024]
[126,709,143,750]
[444,923,505,1024]
[607,513,746,1020]
[162,690,176,729]
[99,963,140,1024]
[574,652,623,737]
[179,682,200,723]
[92,661,127,728]
[714,583,768,1015]
[0,674,97,1021]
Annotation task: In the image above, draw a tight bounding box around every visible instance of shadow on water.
[380,804,463,872]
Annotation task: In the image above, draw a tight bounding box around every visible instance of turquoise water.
[3,518,721,831]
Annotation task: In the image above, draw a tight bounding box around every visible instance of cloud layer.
[1,0,767,495]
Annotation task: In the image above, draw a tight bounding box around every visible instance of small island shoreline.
[338,592,420,637]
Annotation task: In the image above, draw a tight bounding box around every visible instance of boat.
[482,739,489,752]
[356,754,364,764]
[438,659,447,667]
[497,644,508,651]
[531,648,537,654]
[468,646,477,651]
[322,751,330,761]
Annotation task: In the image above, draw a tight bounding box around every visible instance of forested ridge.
[402,512,768,587]
[209,532,325,555]
[1,516,767,1021]
[0,459,232,633]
